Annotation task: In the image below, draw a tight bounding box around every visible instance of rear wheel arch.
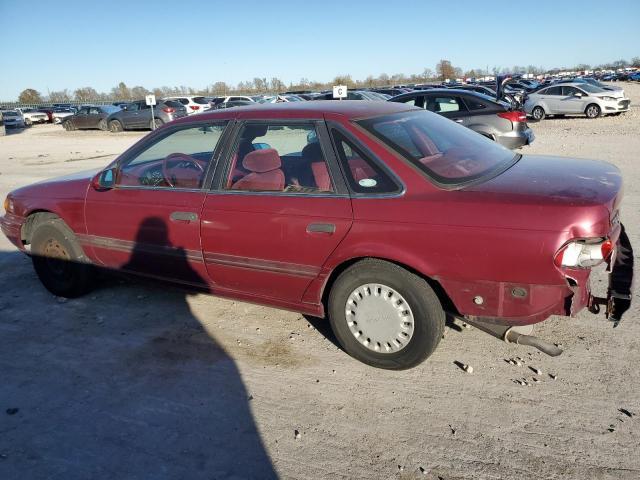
[320,256,457,317]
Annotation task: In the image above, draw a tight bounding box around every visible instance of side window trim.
[113,120,230,192]
[326,121,404,198]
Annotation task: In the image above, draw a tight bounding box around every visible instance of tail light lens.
[497,111,527,123]
[554,239,613,269]
[162,107,175,113]
[190,105,200,111]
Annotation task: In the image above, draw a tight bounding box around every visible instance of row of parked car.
[2,74,631,151]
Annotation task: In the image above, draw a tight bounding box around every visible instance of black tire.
[109,119,123,132]
[328,259,444,370]
[150,118,164,130]
[531,106,545,121]
[98,119,108,130]
[585,103,601,119]
[24,118,32,127]
[612,112,622,116]
[63,120,74,131]
[30,219,94,298]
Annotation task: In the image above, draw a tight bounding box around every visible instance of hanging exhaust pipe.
[457,316,563,357]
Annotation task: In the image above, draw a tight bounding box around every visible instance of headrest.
[241,124,268,139]
[242,148,281,173]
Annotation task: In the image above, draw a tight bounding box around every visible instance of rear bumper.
[496,127,535,149]
[0,213,25,250]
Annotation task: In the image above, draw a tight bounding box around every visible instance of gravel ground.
[1,84,639,480]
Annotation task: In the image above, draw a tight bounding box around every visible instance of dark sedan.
[106,99,188,132]
[62,105,121,131]
[390,89,534,149]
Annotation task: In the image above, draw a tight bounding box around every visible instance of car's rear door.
[200,119,353,305]
[424,94,470,126]
[83,120,230,287]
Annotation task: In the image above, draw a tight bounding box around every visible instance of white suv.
[163,96,210,115]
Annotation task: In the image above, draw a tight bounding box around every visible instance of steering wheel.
[162,153,204,188]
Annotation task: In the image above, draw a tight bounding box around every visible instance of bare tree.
[73,87,99,102]
[130,86,150,99]
[631,57,640,67]
[435,60,456,81]
[48,89,71,103]
[18,88,43,104]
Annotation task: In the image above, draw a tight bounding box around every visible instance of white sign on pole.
[145,94,156,106]
[333,85,347,99]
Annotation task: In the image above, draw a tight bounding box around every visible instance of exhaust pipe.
[459,316,563,357]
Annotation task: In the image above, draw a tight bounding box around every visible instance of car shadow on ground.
[0,217,277,479]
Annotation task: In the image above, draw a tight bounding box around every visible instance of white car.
[52,108,76,124]
[525,82,630,120]
[163,96,210,115]
[15,108,48,126]
[256,94,305,103]
[0,110,26,128]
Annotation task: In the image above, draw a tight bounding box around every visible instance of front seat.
[231,149,284,192]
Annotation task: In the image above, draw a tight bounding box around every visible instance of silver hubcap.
[534,108,542,119]
[587,106,598,117]
[345,283,414,353]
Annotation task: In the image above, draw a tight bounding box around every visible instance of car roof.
[172,100,415,122]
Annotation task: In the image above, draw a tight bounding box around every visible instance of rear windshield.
[163,100,183,108]
[357,110,518,186]
[193,96,209,104]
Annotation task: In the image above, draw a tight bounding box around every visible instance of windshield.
[2,111,18,117]
[101,105,120,114]
[357,110,518,186]
[578,84,605,93]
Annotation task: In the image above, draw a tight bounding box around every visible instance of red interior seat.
[231,149,285,192]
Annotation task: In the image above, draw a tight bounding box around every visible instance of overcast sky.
[1,0,639,100]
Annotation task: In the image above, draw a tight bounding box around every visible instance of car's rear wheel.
[585,104,601,119]
[98,119,108,130]
[328,259,444,370]
[150,118,164,130]
[109,119,123,132]
[531,106,546,121]
[63,120,74,131]
[24,118,32,127]
[30,219,94,298]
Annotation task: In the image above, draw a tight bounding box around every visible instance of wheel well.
[585,103,600,112]
[320,257,458,316]
[21,211,59,245]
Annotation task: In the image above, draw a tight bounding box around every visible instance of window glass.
[331,130,398,194]
[117,123,227,189]
[543,86,561,96]
[561,86,580,96]
[358,110,517,186]
[463,96,487,110]
[425,96,466,113]
[193,96,209,104]
[127,103,140,111]
[88,107,100,115]
[226,123,334,193]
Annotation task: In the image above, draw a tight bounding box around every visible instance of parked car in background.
[257,94,306,103]
[35,108,54,123]
[0,109,26,128]
[106,99,187,132]
[163,96,210,115]
[52,107,76,124]
[525,83,630,120]
[314,90,386,101]
[210,95,255,108]
[209,100,253,110]
[16,108,48,126]
[369,87,413,96]
[1,101,631,370]
[390,89,534,149]
[61,105,121,131]
[574,77,623,92]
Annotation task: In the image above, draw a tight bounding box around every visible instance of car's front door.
[74,107,90,128]
[200,120,353,304]
[83,121,229,287]
[87,106,102,128]
[560,85,587,113]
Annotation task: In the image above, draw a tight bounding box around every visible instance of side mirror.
[574,92,583,98]
[92,168,116,190]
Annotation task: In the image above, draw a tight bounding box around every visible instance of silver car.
[525,82,631,120]
[0,110,26,128]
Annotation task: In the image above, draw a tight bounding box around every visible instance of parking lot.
[1,83,639,480]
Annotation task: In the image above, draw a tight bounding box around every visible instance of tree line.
[15,56,640,104]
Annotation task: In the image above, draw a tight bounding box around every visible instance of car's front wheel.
[31,218,94,298]
[109,119,123,132]
[63,120,74,131]
[328,259,444,370]
[585,104,601,119]
[531,106,546,121]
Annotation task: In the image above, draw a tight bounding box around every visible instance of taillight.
[554,239,613,269]
[190,105,200,111]
[162,107,175,113]
[497,111,527,123]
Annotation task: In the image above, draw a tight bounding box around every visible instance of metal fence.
[0,100,123,109]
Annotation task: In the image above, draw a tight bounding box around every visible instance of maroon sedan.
[1,101,633,369]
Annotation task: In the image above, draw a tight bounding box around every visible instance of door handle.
[170,211,198,222]
[306,223,336,234]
